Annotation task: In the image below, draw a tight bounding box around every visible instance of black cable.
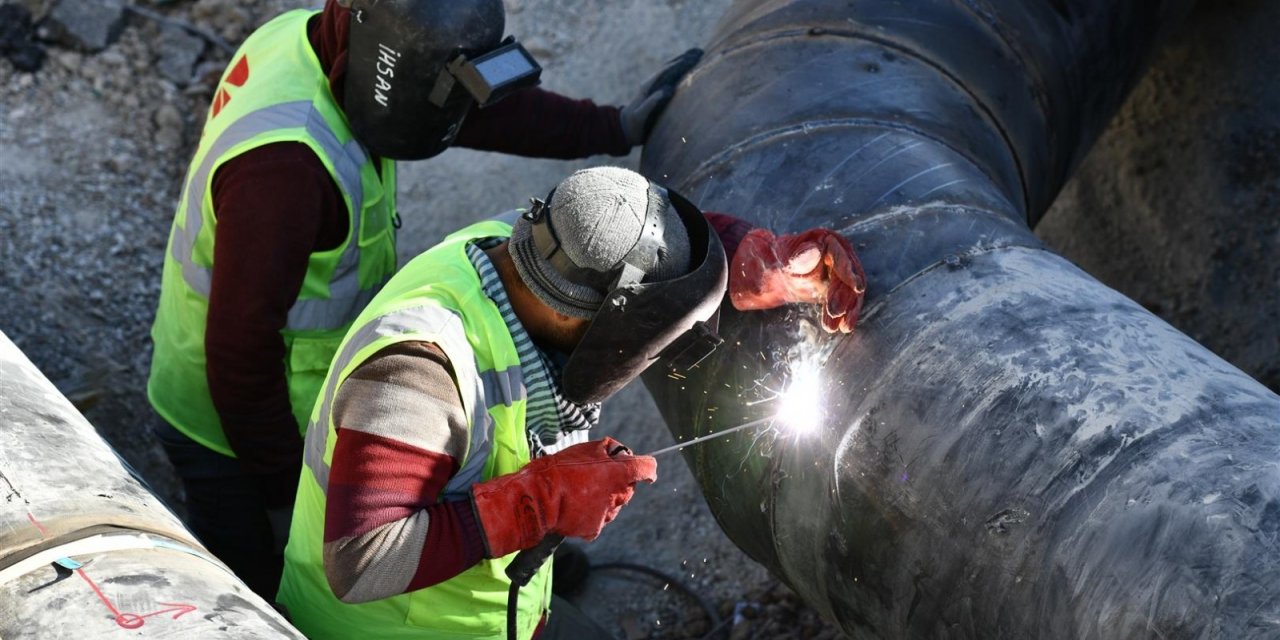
[123,4,235,55]
[591,561,726,640]
[505,550,728,639]
[506,535,563,640]
[507,581,520,640]
[695,615,734,640]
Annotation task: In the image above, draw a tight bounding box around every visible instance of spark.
[651,339,831,459]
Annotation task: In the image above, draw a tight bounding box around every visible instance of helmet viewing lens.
[429,40,542,108]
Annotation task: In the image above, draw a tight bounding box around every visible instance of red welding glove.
[728,227,867,333]
[471,437,658,558]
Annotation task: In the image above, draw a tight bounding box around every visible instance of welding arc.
[646,415,776,458]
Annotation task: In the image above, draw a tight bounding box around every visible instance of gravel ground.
[0,0,1276,638]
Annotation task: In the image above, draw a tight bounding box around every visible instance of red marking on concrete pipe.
[25,512,47,538]
[76,567,196,629]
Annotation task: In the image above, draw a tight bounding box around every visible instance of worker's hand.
[471,437,657,558]
[619,48,703,146]
[729,228,867,334]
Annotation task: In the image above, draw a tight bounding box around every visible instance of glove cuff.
[471,474,551,558]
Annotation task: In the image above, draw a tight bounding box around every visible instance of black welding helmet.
[508,167,728,404]
[344,0,542,160]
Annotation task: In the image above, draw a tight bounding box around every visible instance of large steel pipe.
[642,1,1280,637]
[0,331,300,638]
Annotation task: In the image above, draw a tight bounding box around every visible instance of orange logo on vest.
[211,55,250,119]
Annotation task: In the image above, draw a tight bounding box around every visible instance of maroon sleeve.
[206,142,348,508]
[411,501,485,590]
[453,87,632,159]
[704,211,755,260]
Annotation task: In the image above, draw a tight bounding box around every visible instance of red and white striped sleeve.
[322,341,487,603]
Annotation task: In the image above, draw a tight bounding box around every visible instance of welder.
[146,0,702,599]
[276,166,865,638]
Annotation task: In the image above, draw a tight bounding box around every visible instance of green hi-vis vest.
[278,219,552,640]
[147,9,398,455]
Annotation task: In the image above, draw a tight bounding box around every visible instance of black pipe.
[641,1,1280,637]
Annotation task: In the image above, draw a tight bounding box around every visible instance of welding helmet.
[508,167,728,404]
[344,0,542,160]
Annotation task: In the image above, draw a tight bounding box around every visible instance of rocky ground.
[0,0,1276,638]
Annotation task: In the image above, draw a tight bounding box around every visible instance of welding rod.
[646,415,777,458]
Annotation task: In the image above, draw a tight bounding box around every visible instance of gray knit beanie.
[508,167,692,318]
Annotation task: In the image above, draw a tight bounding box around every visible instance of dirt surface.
[1038,0,1280,396]
[0,0,1276,638]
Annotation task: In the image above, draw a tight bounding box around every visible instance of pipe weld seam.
[682,118,1013,207]
[831,201,1021,236]
[690,24,1035,210]
[858,242,1053,323]
[953,0,1056,108]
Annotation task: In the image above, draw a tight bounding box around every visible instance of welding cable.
[506,581,520,640]
[590,561,726,639]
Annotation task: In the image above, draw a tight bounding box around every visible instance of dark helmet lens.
[462,43,541,106]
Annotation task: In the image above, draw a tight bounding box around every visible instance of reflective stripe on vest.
[170,100,371,331]
[302,304,528,497]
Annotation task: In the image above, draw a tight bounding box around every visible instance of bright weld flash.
[777,361,823,435]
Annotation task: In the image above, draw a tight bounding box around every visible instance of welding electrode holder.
[504,448,640,582]
[503,442,639,638]
[506,534,564,587]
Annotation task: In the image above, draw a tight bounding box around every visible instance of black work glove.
[619,48,703,146]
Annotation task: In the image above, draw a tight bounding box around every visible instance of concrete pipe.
[0,331,301,638]
[642,1,1280,637]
